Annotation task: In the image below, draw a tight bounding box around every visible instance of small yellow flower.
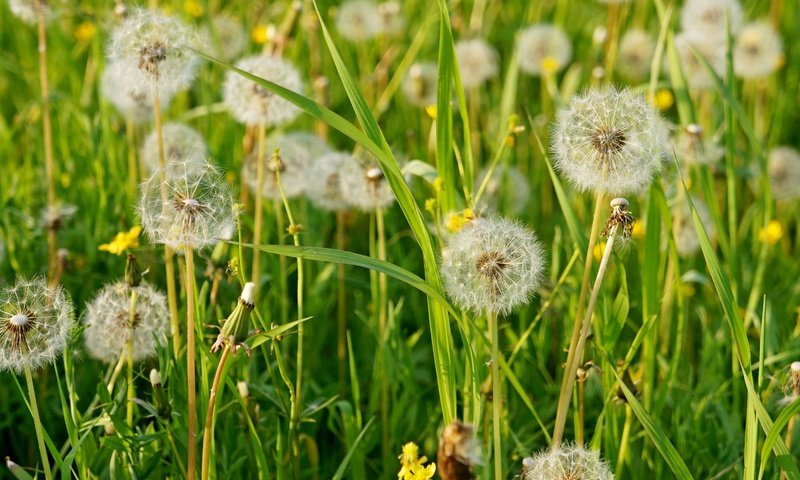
[505,134,516,147]
[432,177,444,192]
[592,242,604,261]
[540,56,560,74]
[251,25,269,45]
[648,89,674,111]
[445,209,474,233]
[183,0,203,17]
[424,198,437,214]
[758,220,783,245]
[60,173,71,188]
[425,104,438,120]
[75,21,96,41]
[632,220,645,239]
[404,461,436,480]
[399,442,419,465]
[99,226,142,255]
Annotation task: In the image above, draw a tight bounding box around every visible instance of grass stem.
[25,365,52,480]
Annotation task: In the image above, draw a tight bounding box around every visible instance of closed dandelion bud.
[211,282,255,354]
[125,253,142,288]
[339,158,395,211]
[7,0,52,25]
[672,124,724,167]
[680,0,743,38]
[84,282,169,363]
[141,122,208,176]
[551,87,667,195]
[672,197,715,257]
[223,54,304,127]
[474,165,530,216]
[518,24,572,76]
[617,29,655,82]
[440,217,545,315]
[670,32,725,91]
[107,9,201,96]
[0,277,74,373]
[149,368,162,387]
[307,151,361,211]
[767,147,800,202]
[201,14,246,62]
[242,132,329,200]
[455,39,499,88]
[403,62,438,108]
[335,0,381,42]
[521,444,614,480]
[101,61,173,124]
[438,421,481,480]
[149,368,170,416]
[139,160,236,250]
[734,22,783,79]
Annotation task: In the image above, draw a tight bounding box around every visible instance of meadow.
[0,0,799,479]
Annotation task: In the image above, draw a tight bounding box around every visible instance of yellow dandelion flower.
[433,177,444,192]
[540,55,560,74]
[647,89,674,111]
[99,226,142,255]
[758,220,783,245]
[631,220,645,239]
[593,242,604,261]
[251,25,269,45]
[404,461,436,480]
[425,104,438,120]
[183,0,203,17]
[75,21,96,41]
[424,198,437,214]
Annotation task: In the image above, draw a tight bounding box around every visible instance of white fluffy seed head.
[672,125,724,167]
[377,1,405,35]
[617,29,655,82]
[138,160,236,250]
[767,147,800,202]
[107,9,201,96]
[336,0,382,42]
[307,151,361,211]
[440,217,545,315]
[734,21,783,79]
[7,0,52,25]
[680,0,743,39]
[521,444,614,480]
[402,62,438,107]
[242,131,329,200]
[83,282,169,363]
[201,14,247,62]
[673,197,715,257]
[223,54,304,127]
[101,61,174,124]
[670,32,726,90]
[474,165,530,216]
[792,362,800,373]
[338,156,395,211]
[518,23,572,76]
[551,87,667,195]
[141,122,208,176]
[0,277,74,374]
[455,38,499,88]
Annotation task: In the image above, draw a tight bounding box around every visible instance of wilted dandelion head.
[521,444,614,480]
[101,61,173,124]
[201,14,247,62]
[788,362,800,397]
[673,197,715,257]
[339,155,396,211]
[243,132,328,200]
[455,38,499,88]
[141,122,208,176]
[403,62,438,107]
[223,54,304,127]
[680,0,743,38]
[617,29,655,82]
[551,87,667,195]
[440,217,545,315]
[767,146,800,202]
[672,124,724,167]
[83,282,169,363]
[0,277,73,373]
[518,23,572,76]
[671,32,725,90]
[336,0,382,42]
[7,0,52,25]
[474,164,530,216]
[734,21,783,79]
[377,1,405,35]
[41,202,78,232]
[107,9,201,95]
[307,151,360,211]
[437,421,481,480]
[139,160,236,250]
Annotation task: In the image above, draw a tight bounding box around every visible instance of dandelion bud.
[403,62,438,108]
[734,22,783,79]
[551,86,667,195]
[440,217,546,315]
[125,253,142,288]
[211,282,256,354]
[139,160,236,251]
[518,24,572,77]
[617,29,655,82]
[455,39,498,89]
[7,0,52,25]
[335,0,382,42]
[150,368,162,387]
[521,444,613,480]
[672,197,715,257]
[474,165,530,216]
[141,122,208,176]
[339,158,396,211]
[0,277,74,373]
[223,54,304,127]
[307,151,361,211]
[680,0,743,39]
[767,147,800,202]
[438,421,481,480]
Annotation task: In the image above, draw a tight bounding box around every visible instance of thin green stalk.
[336,211,347,392]
[126,288,139,427]
[126,118,138,202]
[186,247,198,480]
[25,365,53,480]
[37,6,57,282]
[251,123,267,291]
[201,344,231,480]
[376,205,390,470]
[616,404,633,478]
[489,311,503,480]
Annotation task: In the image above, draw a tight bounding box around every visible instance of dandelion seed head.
[0,277,73,373]
[474,165,530,216]
[734,21,783,79]
[101,61,173,124]
[617,29,655,82]
[339,155,396,211]
[141,122,208,176]
[201,14,247,62]
[521,444,614,480]
[673,197,715,257]
[336,0,382,42]
[83,282,169,363]
[403,62,438,107]
[551,87,667,195]
[518,24,572,76]
[307,151,360,211]
[7,0,52,25]
[223,54,304,127]
[680,0,743,38]
[377,1,405,35]
[671,31,726,90]
[767,147,800,202]
[455,38,499,88]
[440,217,545,315]
[672,124,724,166]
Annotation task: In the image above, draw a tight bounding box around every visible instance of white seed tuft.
[521,444,614,480]
[517,23,572,76]
[141,122,209,176]
[402,62,439,107]
[338,156,396,211]
[672,124,724,167]
[617,29,655,82]
[200,14,247,62]
[7,0,52,25]
[669,32,726,91]
[336,0,382,42]
[734,21,783,79]
[101,61,173,124]
[673,197,715,257]
[455,38,499,88]
[307,151,361,211]
[767,147,800,202]
[680,0,743,39]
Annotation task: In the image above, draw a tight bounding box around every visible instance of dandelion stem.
[489,310,503,480]
[126,118,138,202]
[251,123,267,292]
[376,205,391,470]
[126,288,139,427]
[186,247,198,480]
[37,7,57,283]
[336,211,348,392]
[25,365,52,480]
[615,403,633,478]
[201,344,231,480]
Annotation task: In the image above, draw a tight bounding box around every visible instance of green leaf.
[759,397,800,478]
[331,417,376,480]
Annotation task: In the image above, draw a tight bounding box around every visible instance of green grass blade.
[331,417,376,480]
[434,0,457,211]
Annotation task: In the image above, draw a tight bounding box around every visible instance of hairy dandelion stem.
[201,344,231,480]
[186,248,198,480]
[126,288,139,427]
[489,311,503,480]
[25,365,52,480]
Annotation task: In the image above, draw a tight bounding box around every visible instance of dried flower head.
[223,54,304,127]
[437,421,481,480]
[440,217,545,315]
[403,62,439,107]
[139,160,236,250]
[83,282,169,363]
[617,29,655,82]
[734,21,783,79]
[671,32,725,90]
[339,157,396,211]
[474,164,530,216]
[242,132,329,200]
[680,0,743,39]
[307,151,361,211]
[551,87,667,195]
[786,362,800,398]
[518,24,572,76]
[107,9,201,95]
[201,14,247,62]
[7,0,52,25]
[601,198,635,239]
[141,122,208,175]
[521,444,614,480]
[672,124,724,167]
[673,197,715,257]
[767,147,800,202]
[101,61,173,123]
[336,0,382,42]
[455,38,499,88]
[0,277,73,373]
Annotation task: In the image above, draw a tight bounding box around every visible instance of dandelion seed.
[734,21,783,79]
[518,24,572,77]
[0,277,73,373]
[680,0,743,39]
[767,146,800,201]
[339,156,396,211]
[7,0,52,25]
[672,124,724,167]
[474,165,530,216]
[438,421,481,480]
[617,29,655,82]
[403,62,439,108]
[455,38,499,88]
[83,282,169,363]
[521,444,614,480]
[440,217,545,315]
[201,14,247,62]
[307,151,360,211]
[101,61,172,124]
[336,0,382,42]
[141,122,209,176]
[551,87,667,195]
[139,160,236,250]
[673,197,715,257]
[222,54,304,127]
[671,31,725,90]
